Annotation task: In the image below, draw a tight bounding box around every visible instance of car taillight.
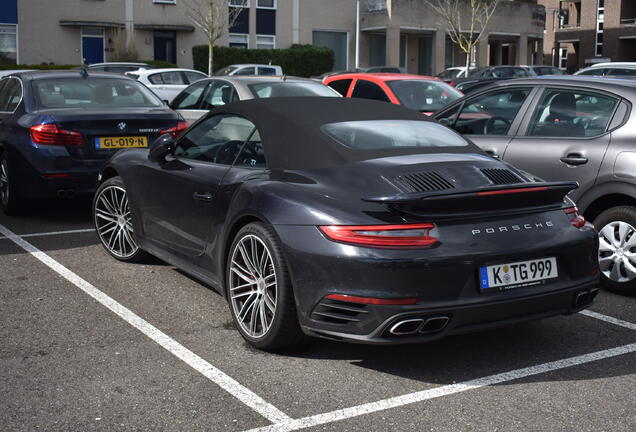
[564,206,586,228]
[30,124,84,146]
[325,294,418,305]
[318,223,437,248]
[160,121,188,138]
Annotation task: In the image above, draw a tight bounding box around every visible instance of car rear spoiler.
[363,182,578,213]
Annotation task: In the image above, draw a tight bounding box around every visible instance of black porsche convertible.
[94,97,599,350]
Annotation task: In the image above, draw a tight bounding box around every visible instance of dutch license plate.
[479,257,558,291]
[96,136,148,149]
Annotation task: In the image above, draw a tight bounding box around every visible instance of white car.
[126,68,209,103]
[575,62,636,77]
[214,64,283,77]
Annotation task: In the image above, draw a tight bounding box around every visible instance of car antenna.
[80,65,89,79]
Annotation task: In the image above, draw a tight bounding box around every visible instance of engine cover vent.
[480,168,523,185]
[393,171,455,193]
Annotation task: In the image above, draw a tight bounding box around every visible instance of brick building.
[540,0,636,73]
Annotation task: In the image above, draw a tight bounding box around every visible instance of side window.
[327,79,352,96]
[452,87,531,135]
[200,82,236,110]
[148,73,163,84]
[528,89,618,138]
[577,68,606,76]
[0,79,21,112]
[234,129,266,168]
[160,71,185,84]
[172,80,209,110]
[351,80,390,102]
[235,67,256,76]
[608,68,636,76]
[173,115,256,164]
[258,67,277,76]
[184,71,207,84]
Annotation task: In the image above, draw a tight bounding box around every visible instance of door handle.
[485,149,500,159]
[193,192,213,202]
[560,155,588,166]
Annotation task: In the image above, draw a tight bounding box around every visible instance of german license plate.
[479,257,558,291]
[95,136,148,149]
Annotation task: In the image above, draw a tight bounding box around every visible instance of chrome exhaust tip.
[389,318,424,335]
[419,316,450,333]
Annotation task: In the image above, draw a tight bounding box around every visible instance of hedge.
[192,44,335,77]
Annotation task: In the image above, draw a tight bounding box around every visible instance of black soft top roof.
[209,97,482,170]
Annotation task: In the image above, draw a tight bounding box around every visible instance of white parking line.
[0,223,290,425]
[0,228,95,239]
[245,343,636,432]
[580,309,636,331]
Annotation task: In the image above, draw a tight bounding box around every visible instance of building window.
[256,35,275,49]
[313,30,348,71]
[256,0,276,9]
[229,33,248,48]
[230,0,249,6]
[596,0,604,56]
[0,24,17,65]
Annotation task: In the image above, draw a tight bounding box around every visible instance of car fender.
[576,180,636,215]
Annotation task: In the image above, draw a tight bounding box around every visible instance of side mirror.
[148,133,175,164]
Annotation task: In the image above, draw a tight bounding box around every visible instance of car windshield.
[215,66,239,76]
[34,77,162,108]
[322,120,468,150]
[249,82,340,98]
[437,69,462,79]
[386,80,462,112]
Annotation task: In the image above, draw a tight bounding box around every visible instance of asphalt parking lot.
[1,198,635,432]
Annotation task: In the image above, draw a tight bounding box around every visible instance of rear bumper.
[274,220,599,345]
[301,281,599,345]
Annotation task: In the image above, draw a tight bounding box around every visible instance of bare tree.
[423,0,501,70]
[183,0,246,75]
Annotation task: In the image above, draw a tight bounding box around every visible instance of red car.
[323,73,463,115]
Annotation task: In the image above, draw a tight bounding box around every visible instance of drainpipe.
[125,0,134,52]
[355,0,360,69]
[292,0,300,44]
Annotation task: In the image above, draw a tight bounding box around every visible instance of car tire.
[594,206,636,296]
[227,222,308,351]
[93,176,148,263]
[0,149,23,216]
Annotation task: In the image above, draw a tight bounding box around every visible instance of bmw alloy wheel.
[94,185,139,259]
[598,221,636,283]
[229,234,277,338]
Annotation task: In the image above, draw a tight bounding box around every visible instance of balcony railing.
[364,0,387,12]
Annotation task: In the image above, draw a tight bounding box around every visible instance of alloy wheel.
[94,185,139,258]
[598,221,636,283]
[229,234,277,338]
[0,157,9,207]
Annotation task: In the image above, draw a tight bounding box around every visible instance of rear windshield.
[248,82,340,98]
[437,69,462,79]
[34,78,162,108]
[322,120,468,150]
[387,80,462,112]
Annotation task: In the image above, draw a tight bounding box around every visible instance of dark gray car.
[433,76,636,296]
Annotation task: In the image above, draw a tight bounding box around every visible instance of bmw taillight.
[160,121,188,138]
[319,223,437,248]
[564,206,586,228]
[30,124,84,146]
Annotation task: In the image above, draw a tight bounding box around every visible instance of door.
[138,114,257,261]
[434,86,536,159]
[418,36,432,76]
[504,87,619,201]
[154,31,177,64]
[81,28,104,64]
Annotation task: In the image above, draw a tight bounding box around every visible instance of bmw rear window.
[322,120,468,150]
[34,77,162,108]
